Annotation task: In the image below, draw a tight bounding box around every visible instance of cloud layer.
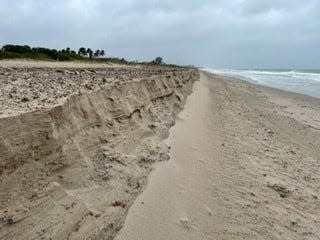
[1,0,319,68]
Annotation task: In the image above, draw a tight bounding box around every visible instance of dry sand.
[116,71,320,240]
[0,60,199,239]
[0,59,130,69]
[0,60,147,117]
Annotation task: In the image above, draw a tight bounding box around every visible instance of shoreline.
[203,69,320,100]
[206,70,320,101]
[115,71,320,239]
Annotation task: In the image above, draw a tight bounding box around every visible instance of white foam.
[204,68,320,99]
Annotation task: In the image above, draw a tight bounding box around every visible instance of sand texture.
[1,62,320,240]
[116,72,320,240]
[0,61,199,240]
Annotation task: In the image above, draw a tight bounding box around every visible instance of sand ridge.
[0,61,199,240]
[0,61,185,117]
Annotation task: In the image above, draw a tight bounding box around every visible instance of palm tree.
[100,50,105,57]
[86,48,93,58]
[78,47,86,56]
[94,49,100,58]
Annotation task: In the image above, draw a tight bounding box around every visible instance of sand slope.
[116,72,320,240]
[0,62,199,240]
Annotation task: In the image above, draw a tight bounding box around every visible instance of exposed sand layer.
[0,61,155,117]
[116,72,320,240]
[0,59,129,69]
[0,61,199,239]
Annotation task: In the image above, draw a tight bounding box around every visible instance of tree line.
[0,44,105,61]
[0,44,168,66]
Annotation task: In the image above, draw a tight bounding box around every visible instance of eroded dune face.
[0,64,199,240]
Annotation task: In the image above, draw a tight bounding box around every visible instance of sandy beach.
[116,71,320,239]
[0,61,199,239]
[2,0,319,239]
[1,62,320,239]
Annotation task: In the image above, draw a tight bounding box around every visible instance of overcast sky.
[1,0,319,68]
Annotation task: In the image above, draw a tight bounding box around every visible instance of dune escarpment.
[0,64,199,240]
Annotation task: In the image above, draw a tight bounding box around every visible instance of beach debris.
[111,200,126,208]
[0,207,30,225]
[206,207,213,216]
[89,210,101,218]
[265,129,274,136]
[290,220,297,226]
[179,217,193,229]
[99,136,109,144]
[267,182,292,198]
[148,123,157,129]
[289,150,296,155]
[21,97,30,102]
[308,124,320,130]
[85,83,93,90]
[249,192,256,197]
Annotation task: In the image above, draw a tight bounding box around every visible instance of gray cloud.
[1,0,319,68]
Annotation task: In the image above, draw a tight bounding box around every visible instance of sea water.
[205,69,320,99]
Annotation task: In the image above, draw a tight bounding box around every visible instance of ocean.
[205,69,320,99]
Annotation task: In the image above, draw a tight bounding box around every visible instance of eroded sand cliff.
[0,61,199,239]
